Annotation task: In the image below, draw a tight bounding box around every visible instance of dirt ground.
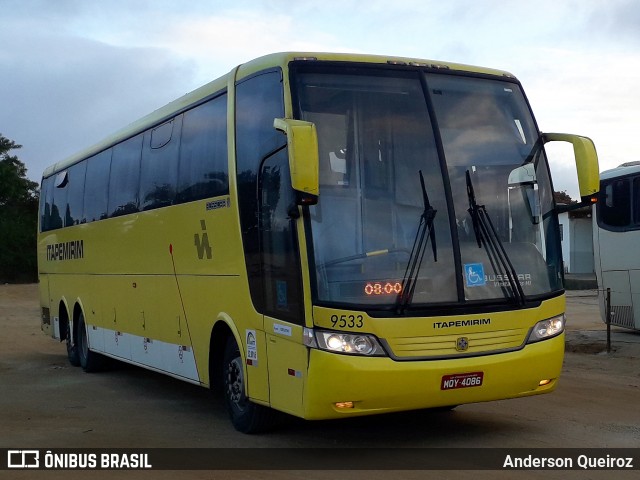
[1,284,639,480]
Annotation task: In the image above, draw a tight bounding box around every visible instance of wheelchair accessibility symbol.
[464,263,486,287]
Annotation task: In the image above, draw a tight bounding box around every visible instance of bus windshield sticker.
[464,263,486,287]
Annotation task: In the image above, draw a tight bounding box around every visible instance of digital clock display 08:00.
[364,281,403,296]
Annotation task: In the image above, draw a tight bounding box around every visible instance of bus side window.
[177,94,229,203]
[108,134,142,217]
[235,70,286,312]
[50,171,67,230]
[83,149,112,223]
[599,178,631,228]
[64,162,87,227]
[259,150,304,322]
[39,176,55,232]
[140,116,182,210]
[634,177,640,225]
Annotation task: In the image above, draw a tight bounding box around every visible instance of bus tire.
[222,336,277,433]
[77,312,105,373]
[65,318,81,367]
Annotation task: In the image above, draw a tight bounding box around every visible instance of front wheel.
[222,336,277,433]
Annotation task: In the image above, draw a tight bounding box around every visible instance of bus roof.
[42,52,516,179]
[600,162,640,181]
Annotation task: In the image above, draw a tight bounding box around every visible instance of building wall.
[570,217,595,273]
[558,211,594,274]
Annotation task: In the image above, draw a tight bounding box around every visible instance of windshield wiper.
[396,170,437,314]
[466,170,525,306]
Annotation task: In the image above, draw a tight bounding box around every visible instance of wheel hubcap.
[226,357,245,409]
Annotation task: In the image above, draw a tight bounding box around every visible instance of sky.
[2,0,639,199]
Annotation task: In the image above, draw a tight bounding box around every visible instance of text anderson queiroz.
[503,454,634,469]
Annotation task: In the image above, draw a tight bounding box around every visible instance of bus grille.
[385,328,528,359]
[610,306,635,329]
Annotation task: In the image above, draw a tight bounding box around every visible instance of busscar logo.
[8,450,39,468]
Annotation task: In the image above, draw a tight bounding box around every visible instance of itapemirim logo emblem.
[456,337,469,352]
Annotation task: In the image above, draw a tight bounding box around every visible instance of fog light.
[539,379,552,386]
[335,401,354,409]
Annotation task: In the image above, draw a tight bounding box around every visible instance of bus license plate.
[441,372,484,390]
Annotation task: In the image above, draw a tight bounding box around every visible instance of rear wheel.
[65,319,80,367]
[77,312,105,372]
[222,336,277,433]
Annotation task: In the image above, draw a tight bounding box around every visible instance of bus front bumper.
[302,333,564,420]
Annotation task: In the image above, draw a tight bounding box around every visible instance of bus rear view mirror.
[543,133,600,204]
[274,118,319,205]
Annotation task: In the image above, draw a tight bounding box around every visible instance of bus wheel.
[65,319,80,367]
[222,336,276,433]
[77,312,105,372]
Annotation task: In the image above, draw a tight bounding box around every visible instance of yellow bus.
[38,52,599,433]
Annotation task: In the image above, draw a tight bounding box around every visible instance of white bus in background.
[593,161,640,330]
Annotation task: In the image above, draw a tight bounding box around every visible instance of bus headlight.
[527,314,565,343]
[305,328,387,356]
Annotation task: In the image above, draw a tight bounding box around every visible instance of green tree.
[0,134,39,282]
[553,190,577,205]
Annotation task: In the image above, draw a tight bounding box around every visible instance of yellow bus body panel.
[38,197,270,400]
[303,333,563,419]
[300,295,565,419]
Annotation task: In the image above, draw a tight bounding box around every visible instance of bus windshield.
[294,67,561,309]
